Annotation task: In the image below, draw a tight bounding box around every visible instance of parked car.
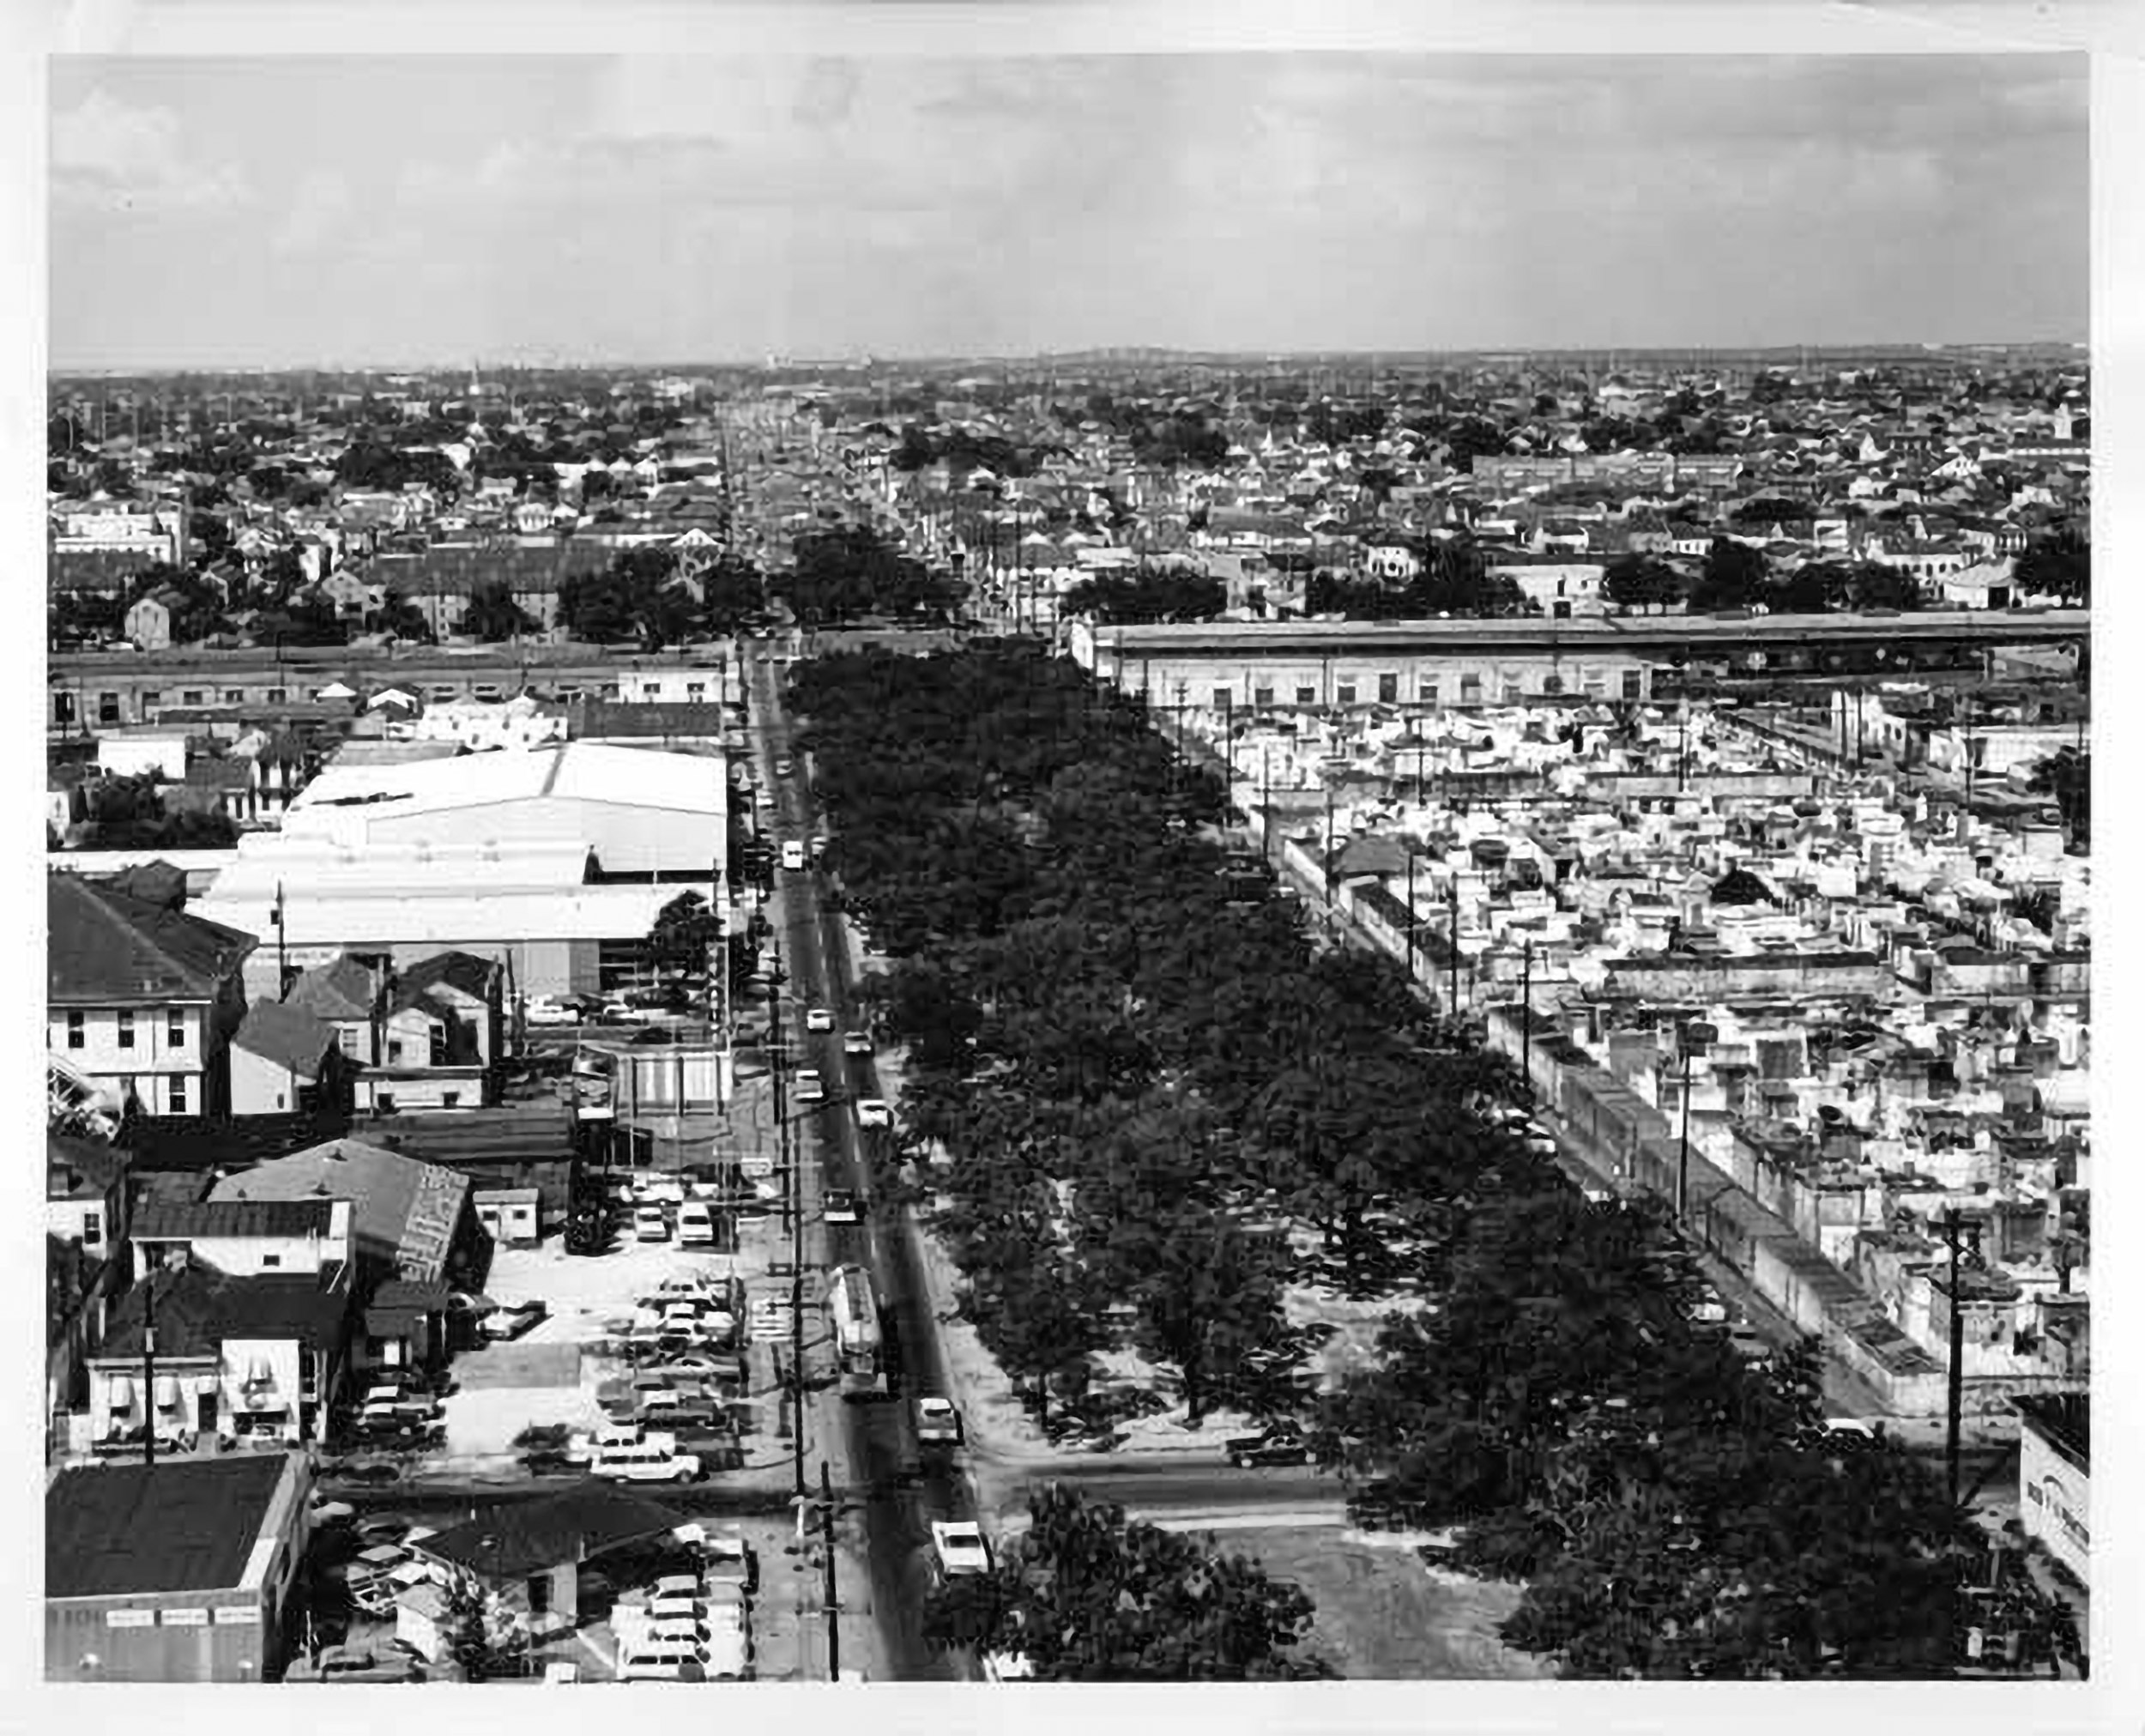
[523,995,579,1026]
[318,1645,422,1685]
[774,759,794,777]
[793,1068,825,1104]
[930,1520,991,1579]
[842,1030,872,1056]
[915,1396,964,1448]
[634,1206,672,1243]
[1226,1420,1312,1469]
[854,1098,891,1128]
[676,1201,718,1247]
[804,1007,835,1033]
[591,1441,705,1484]
[822,1188,861,1226]
[481,1299,549,1340]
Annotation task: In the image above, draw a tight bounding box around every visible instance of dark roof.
[231,997,338,1078]
[48,1130,129,1201]
[2014,1393,2089,1466]
[48,548,154,593]
[180,758,253,791]
[46,1454,297,1600]
[119,1112,342,1176]
[209,1139,469,1282]
[100,1264,352,1358]
[415,1480,682,1581]
[388,951,499,1014]
[47,874,257,1006]
[134,1196,336,1242]
[98,860,188,910]
[284,954,380,1023]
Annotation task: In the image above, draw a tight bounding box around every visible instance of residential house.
[360,952,507,1112]
[163,757,256,827]
[47,1133,132,1455]
[228,997,357,1118]
[283,952,390,1064]
[88,1255,354,1449]
[47,874,257,1120]
[206,1138,483,1379]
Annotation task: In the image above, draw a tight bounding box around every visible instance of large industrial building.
[188,742,728,1001]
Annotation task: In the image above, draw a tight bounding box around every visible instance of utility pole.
[1675,1019,1716,1221]
[1447,874,1461,1021]
[819,1461,841,1679]
[142,1267,158,1467]
[1405,848,1419,981]
[1944,1209,1969,1508]
[1520,936,1535,1098]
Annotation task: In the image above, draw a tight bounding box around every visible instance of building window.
[1295,686,1315,705]
[1254,687,1275,708]
[1210,687,1230,711]
[82,1211,102,1249]
[1335,684,1356,706]
[1503,683,1523,705]
[1378,674,1399,705]
[431,687,458,703]
[1459,676,1483,703]
[167,1013,185,1049]
[1622,670,1645,701]
[183,690,203,706]
[98,693,121,724]
[1418,680,1440,705]
[686,683,706,699]
[378,1092,396,1113]
[442,1092,462,1110]
[224,689,244,705]
[261,1252,281,1269]
[117,1011,135,1050]
[169,1074,187,1115]
[141,690,161,711]
[267,687,287,705]
[387,1039,404,1064]
[66,1011,84,1049]
[339,1028,358,1056]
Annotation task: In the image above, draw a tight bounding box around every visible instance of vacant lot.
[1224,1527,1552,1681]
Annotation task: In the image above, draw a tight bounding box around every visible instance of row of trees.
[790,641,2016,1679]
[770,526,964,626]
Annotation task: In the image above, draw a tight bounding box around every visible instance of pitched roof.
[284,953,380,1023]
[415,1479,683,1581]
[97,1262,351,1358]
[134,1196,337,1242]
[388,950,499,1014]
[47,874,257,1007]
[46,1454,297,1600]
[231,997,338,1079]
[208,1138,468,1282]
[48,1130,130,1201]
[97,860,188,910]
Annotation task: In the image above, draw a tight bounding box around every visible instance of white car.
[523,995,578,1026]
[855,1098,892,1128]
[916,1396,964,1447]
[931,1520,991,1579]
[634,1207,672,1243]
[591,1442,704,1484]
[804,1007,835,1033]
[842,1030,873,1057]
[793,1068,825,1104]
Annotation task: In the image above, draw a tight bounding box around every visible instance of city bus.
[827,1263,885,1400]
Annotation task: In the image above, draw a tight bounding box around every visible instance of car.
[792,1068,825,1104]
[804,1007,835,1033]
[755,790,774,810]
[523,995,579,1025]
[822,1188,861,1226]
[591,1442,704,1484]
[774,759,795,777]
[481,1299,549,1340]
[854,1098,891,1128]
[1227,1421,1312,1469]
[915,1396,964,1448]
[318,1645,423,1685]
[308,1493,357,1527]
[634,1207,672,1243]
[842,1030,872,1056]
[930,1520,991,1578]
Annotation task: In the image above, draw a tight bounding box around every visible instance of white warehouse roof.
[287,742,723,826]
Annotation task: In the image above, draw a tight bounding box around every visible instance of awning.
[154,1376,180,1409]
[107,1375,134,1408]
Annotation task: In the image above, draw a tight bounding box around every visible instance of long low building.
[1068,610,2088,714]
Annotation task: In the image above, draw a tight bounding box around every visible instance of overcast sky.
[48,53,2087,370]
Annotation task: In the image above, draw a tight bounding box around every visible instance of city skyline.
[51,52,2088,372]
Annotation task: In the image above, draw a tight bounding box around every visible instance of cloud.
[272,170,353,256]
[51,88,252,213]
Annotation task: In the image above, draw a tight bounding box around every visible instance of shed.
[474,1186,542,1247]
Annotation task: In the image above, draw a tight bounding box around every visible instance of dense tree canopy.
[922,1485,1335,1679]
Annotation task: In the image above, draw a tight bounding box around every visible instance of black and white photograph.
[26,3,2118,1703]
